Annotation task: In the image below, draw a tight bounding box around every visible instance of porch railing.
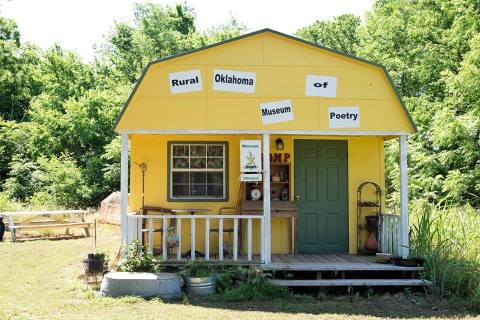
[378,213,400,256]
[126,213,264,263]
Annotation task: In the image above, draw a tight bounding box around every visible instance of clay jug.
[365,232,378,251]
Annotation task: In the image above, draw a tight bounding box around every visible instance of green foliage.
[216,267,288,302]
[117,240,162,273]
[410,202,480,308]
[295,14,361,55]
[215,267,287,301]
[180,261,215,278]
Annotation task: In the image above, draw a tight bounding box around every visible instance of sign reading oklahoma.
[213,69,256,93]
[240,140,262,173]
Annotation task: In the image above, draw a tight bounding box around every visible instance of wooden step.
[266,262,423,271]
[271,279,432,287]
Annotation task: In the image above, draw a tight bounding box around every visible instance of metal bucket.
[184,276,216,296]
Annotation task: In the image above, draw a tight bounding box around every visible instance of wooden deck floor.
[157,253,422,272]
[268,254,423,271]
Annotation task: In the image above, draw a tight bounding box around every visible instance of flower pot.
[393,257,425,267]
[184,276,216,296]
[84,256,107,274]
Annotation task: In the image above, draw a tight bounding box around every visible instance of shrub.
[117,240,161,273]
[180,261,215,278]
[216,267,289,301]
[410,201,480,309]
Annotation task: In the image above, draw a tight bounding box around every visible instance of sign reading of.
[328,106,360,128]
[259,100,294,125]
[240,173,263,182]
[240,140,262,173]
[169,70,202,94]
[213,69,256,93]
[305,75,337,98]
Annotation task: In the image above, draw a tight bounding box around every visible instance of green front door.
[294,140,349,253]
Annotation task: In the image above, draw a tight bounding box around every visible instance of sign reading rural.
[305,75,337,97]
[328,106,360,128]
[240,140,262,173]
[259,100,294,125]
[213,69,256,93]
[169,70,203,94]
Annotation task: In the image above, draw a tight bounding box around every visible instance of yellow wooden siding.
[130,134,385,254]
[116,32,414,133]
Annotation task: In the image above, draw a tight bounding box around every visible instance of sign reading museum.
[169,70,203,94]
[213,69,256,93]
[305,75,337,98]
[328,106,360,128]
[260,100,294,125]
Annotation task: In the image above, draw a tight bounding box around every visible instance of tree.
[295,14,361,55]
[0,17,42,121]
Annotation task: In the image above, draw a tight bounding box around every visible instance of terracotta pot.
[365,232,378,251]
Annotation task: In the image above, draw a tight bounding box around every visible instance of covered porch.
[120,131,410,265]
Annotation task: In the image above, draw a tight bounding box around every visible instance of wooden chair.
[139,206,175,254]
[209,206,238,258]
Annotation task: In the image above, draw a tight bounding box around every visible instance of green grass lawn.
[0,224,477,320]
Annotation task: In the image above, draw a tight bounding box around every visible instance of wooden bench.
[1,210,92,242]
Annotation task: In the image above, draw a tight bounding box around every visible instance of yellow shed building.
[115,29,415,266]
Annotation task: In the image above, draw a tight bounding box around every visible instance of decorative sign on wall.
[169,70,203,94]
[259,100,294,125]
[240,140,262,173]
[328,106,360,128]
[305,75,337,97]
[213,69,256,93]
[240,173,263,182]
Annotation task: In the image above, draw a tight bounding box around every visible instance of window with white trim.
[169,142,227,200]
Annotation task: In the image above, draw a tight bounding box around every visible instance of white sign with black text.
[213,69,256,93]
[240,140,262,173]
[259,99,294,125]
[328,106,360,128]
[305,75,337,98]
[169,69,203,94]
[240,173,263,182]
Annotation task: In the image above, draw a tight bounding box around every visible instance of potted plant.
[85,249,108,274]
[393,255,425,267]
[180,261,216,296]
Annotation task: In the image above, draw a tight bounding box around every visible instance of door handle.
[294,195,301,201]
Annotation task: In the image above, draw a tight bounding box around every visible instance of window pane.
[173,157,189,169]
[191,172,206,184]
[190,184,206,196]
[207,184,223,197]
[190,145,206,156]
[207,172,223,184]
[172,172,189,183]
[172,184,189,197]
[207,158,223,169]
[208,145,223,157]
[173,145,188,156]
[190,158,206,169]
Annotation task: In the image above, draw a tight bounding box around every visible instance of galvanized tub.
[100,272,183,299]
[184,276,216,296]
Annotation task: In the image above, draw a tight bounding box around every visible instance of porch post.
[399,135,409,258]
[262,133,271,264]
[120,133,129,245]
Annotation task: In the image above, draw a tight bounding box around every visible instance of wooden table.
[171,209,211,259]
[1,210,91,242]
[240,200,297,253]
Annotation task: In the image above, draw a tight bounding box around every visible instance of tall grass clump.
[410,200,480,308]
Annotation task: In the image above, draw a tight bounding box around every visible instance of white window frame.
[169,142,227,201]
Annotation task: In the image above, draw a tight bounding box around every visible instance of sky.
[1,0,374,61]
